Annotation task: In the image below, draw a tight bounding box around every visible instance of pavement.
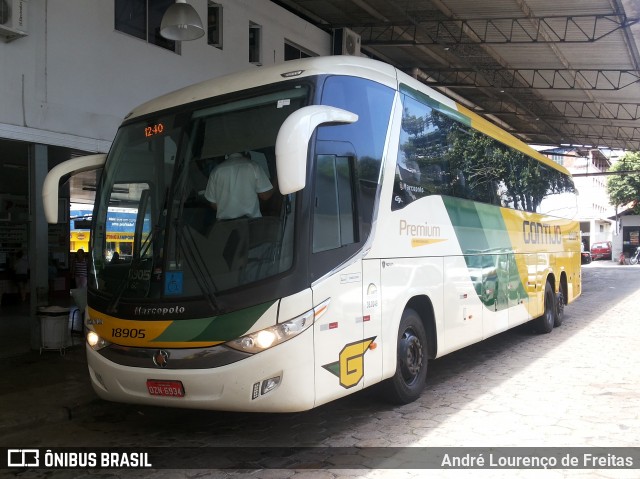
[0,301,95,435]
[0,260,639,479]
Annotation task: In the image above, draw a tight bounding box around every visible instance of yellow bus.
[43,56,580,412]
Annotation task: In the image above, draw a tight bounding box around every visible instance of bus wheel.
[536,281,556,334]
[554,288,565,327]
[384,308,428,404]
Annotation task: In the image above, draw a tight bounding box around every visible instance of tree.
[606,152,640,213]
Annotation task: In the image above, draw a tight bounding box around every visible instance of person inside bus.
[204,151,273,220]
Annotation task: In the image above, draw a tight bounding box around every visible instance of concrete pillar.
[28,144,50,350]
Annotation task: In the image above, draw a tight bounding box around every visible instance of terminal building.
[0,0,330,316]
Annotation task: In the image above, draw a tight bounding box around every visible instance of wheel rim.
[399,328,424,386]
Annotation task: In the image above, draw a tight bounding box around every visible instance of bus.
[43,56,581,412]
[70,205,137,259]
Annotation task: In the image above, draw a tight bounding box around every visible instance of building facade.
[0,0,329,319]
[545,147,616,256]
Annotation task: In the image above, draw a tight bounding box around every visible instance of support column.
[28,144,50,350]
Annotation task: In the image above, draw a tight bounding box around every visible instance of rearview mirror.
[42,154,107,223]
[275,105,358,194]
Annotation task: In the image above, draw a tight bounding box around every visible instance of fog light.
[261,376,281,395]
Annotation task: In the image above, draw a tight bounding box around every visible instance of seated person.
[204,151,273,219]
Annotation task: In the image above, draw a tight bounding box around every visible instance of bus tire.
[383,308,428,404]
[554,288,565,327]
[536,281,556,334]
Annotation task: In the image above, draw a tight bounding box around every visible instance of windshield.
[90,83,309,303]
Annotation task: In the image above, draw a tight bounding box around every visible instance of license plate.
[146,379,185,397]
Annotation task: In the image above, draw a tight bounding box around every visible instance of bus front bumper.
[86,328,315,412]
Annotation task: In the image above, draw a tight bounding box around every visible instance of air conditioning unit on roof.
[332,27,361,56]
[0,0,28,43]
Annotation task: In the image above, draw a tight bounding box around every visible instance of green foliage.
[399,108,574,212]
[606,152,640,213]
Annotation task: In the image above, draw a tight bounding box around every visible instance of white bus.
[43,56,581,412]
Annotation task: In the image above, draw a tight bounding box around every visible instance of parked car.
[590,241,612,260]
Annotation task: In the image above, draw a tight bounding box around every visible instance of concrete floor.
[0,302,32,358]
[1,261,639,479]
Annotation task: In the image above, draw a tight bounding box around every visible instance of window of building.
[284,41,314,61]
[114,0,177,53]
[249,22,261,64]
[551,154,564,166]
[207,2,222,48]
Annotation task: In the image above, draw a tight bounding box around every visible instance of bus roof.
[125,55,570,177]
[124,55,398,121]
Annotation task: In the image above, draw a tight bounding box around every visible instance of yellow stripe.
[87,307,224,348]
[411,238,448,248]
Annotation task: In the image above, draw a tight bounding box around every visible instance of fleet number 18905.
[112,328,146,338]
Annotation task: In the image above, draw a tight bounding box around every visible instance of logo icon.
[8,449,39,467]
[152,350,170,368]
[322,337,376,388]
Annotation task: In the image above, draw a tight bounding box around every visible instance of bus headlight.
[227,299,329,354]
[87,331,111,351]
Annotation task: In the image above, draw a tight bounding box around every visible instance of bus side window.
[313,154,357,253]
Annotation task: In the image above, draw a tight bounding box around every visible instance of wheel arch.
[405,295,437,360]
[559,270,568,305]
[545,271,556,292]
[545,269,568,302]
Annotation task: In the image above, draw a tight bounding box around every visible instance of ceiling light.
[160,0,205,41]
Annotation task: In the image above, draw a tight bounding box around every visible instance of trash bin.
[39,306,71,355]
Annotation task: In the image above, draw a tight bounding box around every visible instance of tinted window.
[319,76,394,238]
[313,155,356,253]
[393,88,576,215]
[308,77,394,280]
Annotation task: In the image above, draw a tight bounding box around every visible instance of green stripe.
[152,301,275,343]
[399,83,472,127]
[442,196,527,309]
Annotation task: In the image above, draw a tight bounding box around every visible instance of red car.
[590,241,612,260]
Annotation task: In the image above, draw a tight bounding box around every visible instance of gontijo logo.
[522,221,562,245]
[322,337,376,388]
[399,219,447,248]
